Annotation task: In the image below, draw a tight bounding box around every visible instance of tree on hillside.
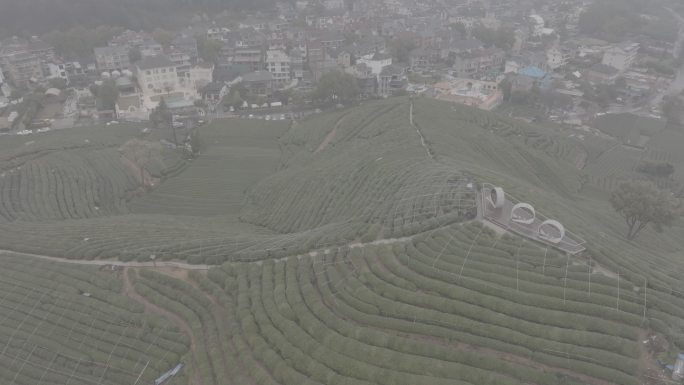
[610,180,682,240]
[152,28,175,48]
[471,25,515,51]
[311,71,360,103]
[389,35,417,64]
[129,47,142,63]
[150,98,175,142]
[92,80,119,110]
[196,35,223,63]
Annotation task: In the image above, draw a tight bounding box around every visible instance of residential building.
[586,63,620,84]
[95,46,131,72]
[200,82,228,105]
[0,37,55,87]
[136,55,179,95]
[409,48,438,71]
[509,74,535,93]
[602,42,639,73]
[108,30,162,58]
[207,27,231,42]
[378,65,407,97]
[441,39,484,60]
[518,66,553,90]
[265,50,291,88]
[181,63,214,90]
[358,53,392,77]
[290,48,305,81]
[232,47,264,71]
[240,71,274,96]
[324,0,344,10]
[452,47,505,78]
[307,40,325,68]
[347,63,377,96]
[46,62,68,83]
[335,50,352,69]
[505,51,548,74]
[316,31,346,52]
[432,78,503,110]
[168,49,193,77]
[0,51,44,88]
[546,47,571,70]
[171,34,199,63]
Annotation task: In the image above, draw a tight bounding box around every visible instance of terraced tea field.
[2,97,684,384]
[0,253,189,385]
[123,222,684,385]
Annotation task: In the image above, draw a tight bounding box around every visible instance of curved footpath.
[0,236,417,270]
[0,249,212,270]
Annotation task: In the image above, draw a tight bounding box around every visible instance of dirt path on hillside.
[315,113,348,153]
[122,268,203,385]
[409,99,434,160]
[0,250,211,270]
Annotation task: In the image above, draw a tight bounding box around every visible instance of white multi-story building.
[602,42,639,73]
[136,55,178,96]
[546,47,570,70]
[265,50,291,88]
[358,53,392,78]
[181,63,214,90]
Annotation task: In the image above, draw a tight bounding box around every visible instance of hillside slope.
[2,98,684,384]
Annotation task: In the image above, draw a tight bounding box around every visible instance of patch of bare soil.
[119,139,163,189]
[315,126,338,153]
[639,330,671,385]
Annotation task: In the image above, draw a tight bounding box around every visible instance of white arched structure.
[488,187,505,209]
[511,203,536,225]
[538,220,565,244]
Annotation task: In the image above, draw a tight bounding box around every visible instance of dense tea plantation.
[0,254,189,385]
[4,97,684,384]
[126,221,684,385]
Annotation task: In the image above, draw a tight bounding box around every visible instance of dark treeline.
[0,0,275,38]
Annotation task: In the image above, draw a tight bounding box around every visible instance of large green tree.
[91,80,119,110]
[311,71,360,103]
[389,35,417,64]
[196,35,223,63]
[610,180,682,240]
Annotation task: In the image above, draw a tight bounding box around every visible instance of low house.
[94,46,130,72]
[585,63,619,84]
[0,117,9,132]
[452,47,505,78]
[546,47,572,70]
[347,62,376,96]
[431,78,503,110]
[509,74,535,93]
[378,65,407,97]
[409,48,438,71]
[357,52,392,77]
[200,82,228,105]
[602,41,639,73]
[240,71,273,96]
[518,66,553,90]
